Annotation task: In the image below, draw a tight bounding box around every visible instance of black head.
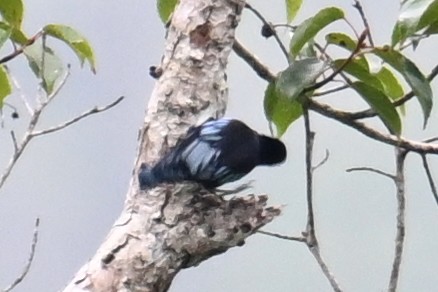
[258,135,287,165]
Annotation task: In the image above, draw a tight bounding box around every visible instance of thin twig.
[302,106,343,292]
[312,149,330,173]
[32,96,125,137]
[233,40,275,83]
[0,31,43,65]
[303,106,316,244]
[307,35,367,93]
[346,167,395,180]
[308,99,438,154]
[353,0,374,47]
[10,131,18,153]
[308,247,342,292]
[257,230,306,242]
[420,154,438,206]
[312,85,349,97]
[6,68,34,115]
[0,95,123,190]
[2,218,40,292]
[388,148,407,292]
[244,3,290,62]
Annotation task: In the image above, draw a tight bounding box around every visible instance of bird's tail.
[138,155,189,189]
[138,163,159,189]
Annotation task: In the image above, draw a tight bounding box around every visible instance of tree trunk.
[63,0,280,291]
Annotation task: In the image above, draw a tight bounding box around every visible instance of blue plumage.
[138,118,286,189]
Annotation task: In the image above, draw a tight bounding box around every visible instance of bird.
[138,118,286,190]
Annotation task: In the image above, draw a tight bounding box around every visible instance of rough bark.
[63,0,281,291]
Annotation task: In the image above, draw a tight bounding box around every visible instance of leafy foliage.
[373,47,433,127]
[261,1,437,137]
[24,45,64,95]
[0,1,95,104]
[351,82,402,135]
[43,24,96,73]
[285,0,303,23]
[0,0,23,29]
[0,65,11,105]
[264,82,302,137]
[392,0,438,46]
[276,58,327,100]
[289,7,344,58]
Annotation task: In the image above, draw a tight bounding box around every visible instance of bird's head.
[258,135,287,165]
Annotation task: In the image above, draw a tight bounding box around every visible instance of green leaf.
[325,32,357,51]
[0,22,11,49]
[417,0,438,30]
[0,0,23,28]
[276,58,327,100]
[10,27,27,44]
[373,47,432,127]
[326,32,369,69]
[264,81,302,137]
[0,65,12,106]
[392,0,435,46]
[24,44,65,95]
[157,0,178,23]
[333,59,384,91]
[285,0,303,23]
[352,81,402,135]
[424,18,438,34]
[43,24,96,73]
[375,66,404,100]
[289,7,344,58]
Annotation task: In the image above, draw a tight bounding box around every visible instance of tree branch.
[244,3,289,62]
[388,148,407,292]
[31,96,125,137]
[2,218,40,292]
[308,99,438,154]
[64,1,281,291]
[420,154,438,207]
[257,230,305,242]
[302,106,343,292]
[346,167,395,180]
[353,0,374,47]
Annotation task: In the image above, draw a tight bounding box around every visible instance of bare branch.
[346,167,395,180]
[308,99,438,154]
[420,154,438,206]
[244,3,289,62]
[32,96,125,137]
[312,85,349,97]
[232,40,275,83]
[353,0,374,47]
[312,149,330,173]
[2,218,40,292]
[308,246,343,292]
[302,107,343,291]
[303,107,316,244]
[0,95,124,191]
[257,230,306,242]
[4,67,34,115]
[10,131,18,153]
[388,149,407,292]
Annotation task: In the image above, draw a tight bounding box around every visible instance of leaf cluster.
[0,0,96,105]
